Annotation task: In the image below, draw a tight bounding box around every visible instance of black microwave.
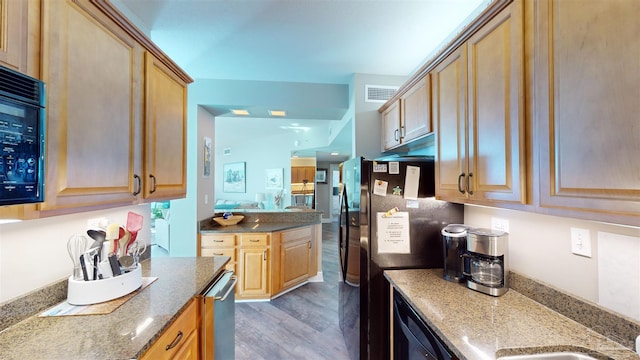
[0,65,45,206]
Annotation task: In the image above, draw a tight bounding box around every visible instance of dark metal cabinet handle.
[149,174,157,194]
[133,174,141,196]
[457,173,466,194]
[394,129,399,141]
[467,173,473,195]
[263,250,267,261]
[249,239,260,242]
[165,330,183,351]
[400,125,406,139]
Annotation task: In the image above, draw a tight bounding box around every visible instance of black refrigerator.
[338,157,464,360]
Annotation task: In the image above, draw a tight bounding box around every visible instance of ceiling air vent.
[365,85,398,103]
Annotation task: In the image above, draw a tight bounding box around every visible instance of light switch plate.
[570,227,592,257]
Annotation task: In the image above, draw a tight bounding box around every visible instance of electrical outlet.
[87,217,108,230]
[570,227,592,257]
[204,194,209,204]
[491,217,509,233]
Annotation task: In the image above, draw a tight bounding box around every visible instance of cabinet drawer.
[281,226,312,243]
[240,233,269,247]
[201,234,236,248]
[141,299,198,360]
[201,248,236,260]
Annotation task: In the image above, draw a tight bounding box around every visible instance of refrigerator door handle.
[339,186,349,282]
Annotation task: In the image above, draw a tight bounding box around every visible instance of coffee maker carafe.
[463,228,509,296]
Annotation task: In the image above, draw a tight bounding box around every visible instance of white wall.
[464,205,640,320]
[0,204,151,303]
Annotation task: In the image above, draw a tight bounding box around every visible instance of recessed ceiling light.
[331,152,339,156]
[231,109,250,115]
[269,110,286,117]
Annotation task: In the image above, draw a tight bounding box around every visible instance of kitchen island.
[0,256,229,360]
[385,269,638,360]
[199,210,322,300]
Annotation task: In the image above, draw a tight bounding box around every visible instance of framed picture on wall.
[265,168,283,190]
[315,168,327,184]
[203,137,211,178]
[223,162,246,193]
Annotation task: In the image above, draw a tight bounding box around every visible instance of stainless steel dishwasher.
[202,270,237,360]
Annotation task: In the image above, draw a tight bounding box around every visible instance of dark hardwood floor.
[235,222,350,359]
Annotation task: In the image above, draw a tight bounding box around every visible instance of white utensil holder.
[67,264,142,305]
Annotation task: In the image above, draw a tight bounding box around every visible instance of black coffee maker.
[441,224,469,282]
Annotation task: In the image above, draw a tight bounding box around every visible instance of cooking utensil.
[87,229,106,261]
[79,254,89,281]
[117,229,131,258]
[127,240,147,266]
[67,234,88,280]
[105,224,120,256]
[108,253,121,276]
[125,212,143,253]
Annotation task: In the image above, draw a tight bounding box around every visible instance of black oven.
[0,65,45,206]
[393,289,456,360]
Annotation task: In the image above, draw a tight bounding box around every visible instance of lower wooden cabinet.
[199,225,318,300]
[141,298,198,360]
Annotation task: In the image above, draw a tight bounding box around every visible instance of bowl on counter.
[213,215,244,226]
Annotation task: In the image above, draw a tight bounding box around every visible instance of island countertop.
[199,210,322,233]
[0,256,229,360]
[385,269,638,360]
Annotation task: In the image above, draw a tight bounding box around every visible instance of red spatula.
[125,211,144,253]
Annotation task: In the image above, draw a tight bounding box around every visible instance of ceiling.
[116,0,489,161]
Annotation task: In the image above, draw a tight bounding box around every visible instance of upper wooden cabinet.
[401,76,431,143]
[37,0,191,214]
[0,0,39,77]
[381,76,432,151]
[381,99,401,150]
[435,0,525,204]
[144,52,188,200]
[534,0,640,225]
[291,166,315,184]
[40,0,143,212]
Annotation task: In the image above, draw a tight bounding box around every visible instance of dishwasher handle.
[215,275,237,301]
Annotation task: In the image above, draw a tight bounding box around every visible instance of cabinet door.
[140,298,198,360]
[535,0,640,222]
[381,100,401,150]
[144,52,188,200]
[238,248,269,297]
[401,75,431,143]
[40,0,142,211]
[467,0,525,203]
[433,45,468,201]
[282,238,311,289]
[0,0,28,72]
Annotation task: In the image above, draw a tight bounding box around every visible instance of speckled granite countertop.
[0,256,229,360]
[385,269,638,360]
[199,210,322,233]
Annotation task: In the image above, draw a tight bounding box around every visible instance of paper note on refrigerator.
[404,165,420,200]
[377,212,410,254]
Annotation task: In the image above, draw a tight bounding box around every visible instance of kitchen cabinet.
[140,298,199,360]
[534,0,640,224]
[199,224,319,300]
[381,76,432,151]
[434,0,525,204]
[40,0,144,212]
[38,0,191,213]
[0,0,39,77]
[291,166,315,184]
[381,99,401,150]
[400,76,431,143]
[279,226,316,291]
[238,233,270,299]
[200,233,237,273]
[143,52,188,200]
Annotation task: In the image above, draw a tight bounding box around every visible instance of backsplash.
[510,271,640,351]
